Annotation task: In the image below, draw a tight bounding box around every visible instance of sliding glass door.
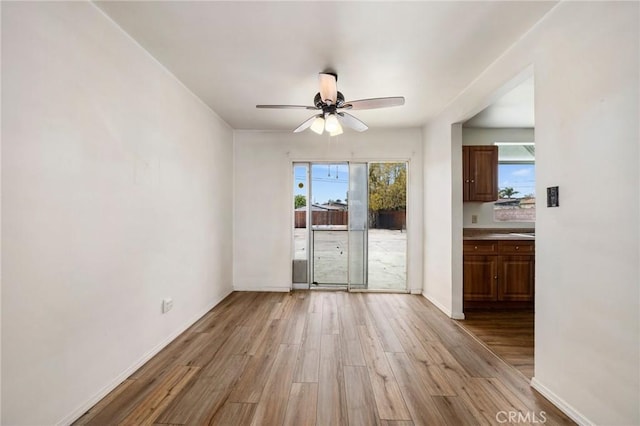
[292,161,407,291]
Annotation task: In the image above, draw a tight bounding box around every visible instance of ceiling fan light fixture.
[310,116,325,134]
[325,113,341,133]
[256,71,404,134]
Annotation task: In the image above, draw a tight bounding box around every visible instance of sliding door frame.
[290,159,411,293]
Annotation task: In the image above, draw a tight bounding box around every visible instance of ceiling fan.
[256,72,405,136]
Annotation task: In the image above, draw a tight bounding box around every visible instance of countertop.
[463,228,535,241]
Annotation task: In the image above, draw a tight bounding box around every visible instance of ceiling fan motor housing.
[314,91,345,112]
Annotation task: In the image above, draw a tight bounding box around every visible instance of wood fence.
[295,211,348,228]
[295,209,406,229]
[371,210,406,230]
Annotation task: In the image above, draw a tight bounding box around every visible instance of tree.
[499,187,520,199]
[369,163,407,211]
[294,194,306,209]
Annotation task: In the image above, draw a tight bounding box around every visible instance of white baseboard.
[530,377,593,426]
[422,292,450,316]
[421,292,465,319]
[58,288,233,426]
[410,288,422,295]
[233,285,291,292]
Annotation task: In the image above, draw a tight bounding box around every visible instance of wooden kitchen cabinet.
[463,146,498,202]
[464,240,534,309]
[498,255,535,301]
[463,255,498,301]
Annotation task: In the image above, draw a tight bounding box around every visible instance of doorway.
[292,161,407,292]
[457,73,536,379]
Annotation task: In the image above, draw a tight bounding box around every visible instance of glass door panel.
[348,163,368,290]
[292,163,309,288]
[367,162,408,291]
[310,163,349,286]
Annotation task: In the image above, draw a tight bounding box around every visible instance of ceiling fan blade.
[256,105,318,110]
[342,97,405,110]
[318,73,337,104]
[337,112,368,132]
[293,115,318,133]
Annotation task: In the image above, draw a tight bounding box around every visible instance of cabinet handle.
[494,276,498,280]
[474,246,478,250]
[515,246,520,250]
[471,180,475,183]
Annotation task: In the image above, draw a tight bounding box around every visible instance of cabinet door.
[469,146,498,201]
[463,255,498,301]
[498,255,534,301]
[462,146,470,201]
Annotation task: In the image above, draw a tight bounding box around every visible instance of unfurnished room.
[1,1,639,425]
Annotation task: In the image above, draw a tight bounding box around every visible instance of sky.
[294,164,348,205]
[498,164,536,197]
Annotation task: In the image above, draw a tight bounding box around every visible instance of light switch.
[547,186,559,207]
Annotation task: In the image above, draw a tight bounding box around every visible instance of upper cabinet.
[463,146,498,202]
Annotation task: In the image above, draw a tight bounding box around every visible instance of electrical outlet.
[162,298,173,313]
[471,214,478,224]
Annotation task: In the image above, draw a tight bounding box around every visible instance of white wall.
[233,129,423,294]
[462,128,535,229]
[422,122,457,317]
[0,4,3,420]
[423,2,639,425]
[1,3,234,425]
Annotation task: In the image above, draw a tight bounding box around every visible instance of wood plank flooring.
[457,310,534,379]
[74,292,572,426]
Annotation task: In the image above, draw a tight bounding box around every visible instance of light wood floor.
[457,310,535,379]
[74,292,573,426]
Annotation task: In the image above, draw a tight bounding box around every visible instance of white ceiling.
[95,1,554,131]
[464,76,535,128]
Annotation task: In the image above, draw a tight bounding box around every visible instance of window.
[494,143,535,222]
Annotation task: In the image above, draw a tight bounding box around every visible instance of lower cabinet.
[463,255,498,301]
[463,240,534,308]
[498,255,534,301]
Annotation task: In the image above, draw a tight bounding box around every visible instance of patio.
[294,228,407,291]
